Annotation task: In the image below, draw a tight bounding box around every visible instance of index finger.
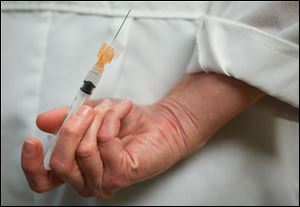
[36,100,121,133]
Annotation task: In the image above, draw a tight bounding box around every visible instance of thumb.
[36,107,68,134]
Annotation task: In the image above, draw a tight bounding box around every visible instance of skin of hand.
[21,72,264,198]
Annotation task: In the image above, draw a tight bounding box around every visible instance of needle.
[114,9,131,40]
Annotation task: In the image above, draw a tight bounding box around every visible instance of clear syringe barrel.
[43,40,116,170]
[43,89,89,170]
[43,67,103,170]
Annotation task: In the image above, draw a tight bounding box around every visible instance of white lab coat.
[1,1,299,205]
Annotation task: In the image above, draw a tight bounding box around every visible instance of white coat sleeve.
[187,2,299,108]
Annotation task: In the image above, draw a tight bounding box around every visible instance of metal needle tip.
[113,9,131,40]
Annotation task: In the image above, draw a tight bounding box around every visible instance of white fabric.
[1,1,299,205]
[188,15,299,107]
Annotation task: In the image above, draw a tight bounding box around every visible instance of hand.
[21,72,264,198]
[77,99,191,197]
[21,104,95,195]
[22,98,191,197]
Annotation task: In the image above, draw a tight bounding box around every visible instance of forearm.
[158,72,265,156]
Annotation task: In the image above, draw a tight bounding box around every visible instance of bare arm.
[157,72,265,157]
[21,72,265,197]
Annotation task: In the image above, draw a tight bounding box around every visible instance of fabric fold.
[187,15,299,108]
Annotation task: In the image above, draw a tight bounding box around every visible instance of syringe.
[43,9,131,170]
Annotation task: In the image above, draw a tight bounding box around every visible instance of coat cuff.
[187,15,299,108]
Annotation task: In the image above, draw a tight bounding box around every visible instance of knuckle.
[105,174,127,190]
[21,162,34,174]
[107,108,115,114]
[60,123,80,138]
[97,129,113,141]
[94,110,105,117]
[30,184,49,193]
[76,144,94,160]
[50,156,71,176]
[105,110,116,120]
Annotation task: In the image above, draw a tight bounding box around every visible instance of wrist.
[152,97,208,159]
[153,72,265,158]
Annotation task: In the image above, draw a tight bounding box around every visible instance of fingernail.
[99,99,112,108]
[75,105,92,118]
[23,140,35,156]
